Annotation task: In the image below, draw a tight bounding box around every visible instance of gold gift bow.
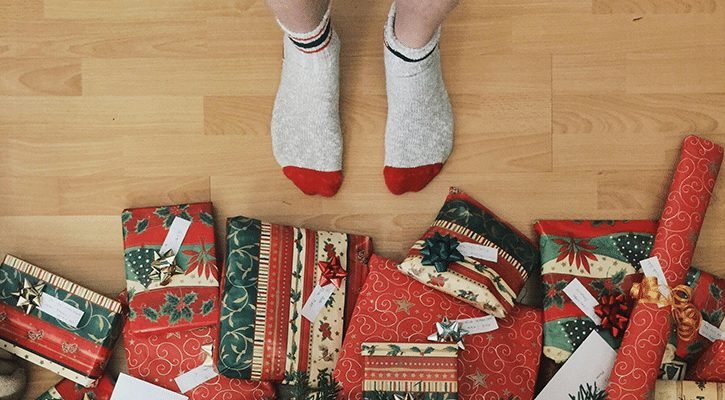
[631,276,703,342]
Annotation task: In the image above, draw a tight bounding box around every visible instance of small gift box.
[534,220,657,363]
[0,255,123,386]
[35,373,115,400]
[122,315,275,400]
[334,254,543,400]
[654,380,725,400]
[122,203,220,336]
[398,187,539,318]
[361,342,458,399]
[217,216,373,384]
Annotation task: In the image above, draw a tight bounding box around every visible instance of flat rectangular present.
[217,216,373,384]
[122,203,220,336]
[35,373,115,400]
[361,342,458,398]
[0,255,123,386]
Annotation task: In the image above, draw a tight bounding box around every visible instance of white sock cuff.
[384,1,441,62]
[277,3,331,41]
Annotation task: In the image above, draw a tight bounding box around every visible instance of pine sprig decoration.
[281,369,344,400]
[569,383,608,400]
[316,368,342,400]
[286,370,313,400]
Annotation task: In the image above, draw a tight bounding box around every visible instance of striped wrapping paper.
[217,216,373,385]
[0,255,123,386]
[361,342,458,399]
[398,187,539,318]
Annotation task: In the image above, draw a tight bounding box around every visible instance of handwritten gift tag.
[301,284,336,322]
[640,256,671,298]
[457,242,498,262]
[111,373,187,400]
[159,216,192,256]
[563,279,602,325]
[39,293,84,327]
[457,315,499,334]
[699,320,725,342]
[175,365,218,393]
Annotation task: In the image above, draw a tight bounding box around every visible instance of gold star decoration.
[468,368,489,387]
[12,279,45,314]
[393,297,415,314]
[150,250,182,286]
[201,342,214,367]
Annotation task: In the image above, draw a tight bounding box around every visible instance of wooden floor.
[2,0,725,397]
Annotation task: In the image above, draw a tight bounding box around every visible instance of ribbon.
[594,293,629,338]
[427,317,468,349]
[201,342,214,368]
[150,250,182,286]
[631,276,702,342]
[318,255,348,289]
[420,232,465,273]
[11,279,45,314]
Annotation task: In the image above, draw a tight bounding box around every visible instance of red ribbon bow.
[318,255,348,289]
[594,293,629,338]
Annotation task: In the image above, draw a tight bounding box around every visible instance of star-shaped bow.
[318,255,348,289]
[150,250,182,286]
[420,232,464,273]
[12,279,45,314]
[427,317,468,349]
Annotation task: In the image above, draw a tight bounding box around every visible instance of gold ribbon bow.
[631,276,703,342]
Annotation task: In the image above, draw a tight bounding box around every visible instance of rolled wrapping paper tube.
[687,339,725,382]
[606,135,724,400]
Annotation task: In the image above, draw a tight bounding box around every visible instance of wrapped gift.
[535,220,657,363]
[35,374,115,400]
[687,339,725,382]
[0,255,123,386]
[607,135,724,400]
[122,203,220,336]
[217,216,373,384]
[661,268,725,379]
[398,187,539,318]
[334,254,542,400]
[361,342,458,399]
[123,321,275,400]
[654,380,725,400]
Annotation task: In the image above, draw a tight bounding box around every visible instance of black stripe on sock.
[385,40,437,63]
[289,20,332,50]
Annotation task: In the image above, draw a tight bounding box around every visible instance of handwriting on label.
[159,216,192,256]
[563,279,602,325]
[175,365,218,393]
[39,293,84,327]
[457,242,498,262]
[301,284,336,322]
[457,315,499,334]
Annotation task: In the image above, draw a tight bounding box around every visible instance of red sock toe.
[283,166,342,197]
[384,163,443,195]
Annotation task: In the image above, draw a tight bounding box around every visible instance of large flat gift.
[217,216,373,384]
[122,203,220,336]
[535,220,658,363]
[35,373,115,400]
[398,187,539,318]
[0,255,123,386]
[334,254,543,400]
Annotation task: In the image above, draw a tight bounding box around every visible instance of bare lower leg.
[393,0,460,48]
[266,0,330,33]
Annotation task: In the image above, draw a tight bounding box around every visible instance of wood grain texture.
[1,0,725,398]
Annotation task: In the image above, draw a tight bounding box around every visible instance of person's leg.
[268,0,343,197]
[383,0,459,195]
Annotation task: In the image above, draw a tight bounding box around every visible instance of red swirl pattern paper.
[334,254,542,400]
[687,339,725,382]
[606,135,724,400]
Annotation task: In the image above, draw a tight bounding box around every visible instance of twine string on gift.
[630,276,702,342]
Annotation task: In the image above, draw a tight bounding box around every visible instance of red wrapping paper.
[334,254,542,400]
[687,339,725,382]
[606,135,724,400]
[35,374,115,400]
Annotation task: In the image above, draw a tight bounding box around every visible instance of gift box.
[121,289,275,400]
[398,187,539,318]
[217,216,373,384]
[607,135,724,400]
[654,380,725,400]
[0,255,123,386]
[122,203,220,336]
[361,342,458,399]
[35,373,115,400]
[535,219,658,364]
[687,339,725,382]
[334,254,543,400]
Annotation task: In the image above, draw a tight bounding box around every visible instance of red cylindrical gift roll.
[606,135,724,400]
[687,339,725,382]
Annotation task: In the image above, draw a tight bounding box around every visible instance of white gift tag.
[457,315,499,334]
[39,293,84,327]
[640,256,671,298]
[111,373,188,400]
[301,284,336,322]
[159,216,192,256]
[699,320,725,342]
[563,279,602,325]
[457,242,498,262]
[175,365,219,393]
